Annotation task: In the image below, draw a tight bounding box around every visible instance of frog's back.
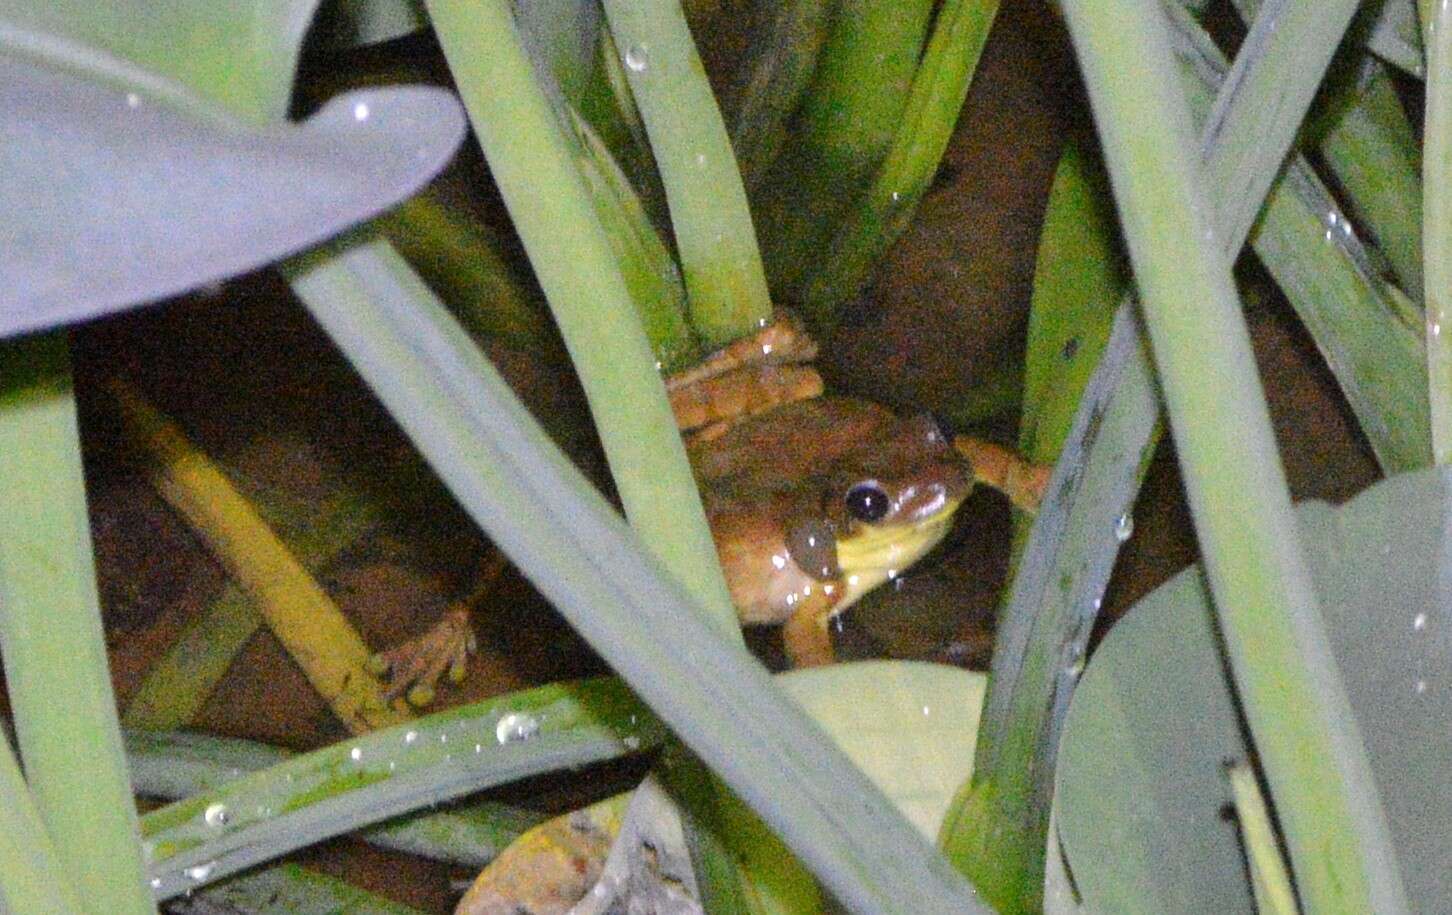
[686,397,897,498]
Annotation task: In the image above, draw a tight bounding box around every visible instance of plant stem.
[0,333,153,915]
[1062,0,1407,910]
[600,0,774,345]
[425,0,737,639]
[109,377,410,734]
[798,0,999,327]
[1423,0,1452,461]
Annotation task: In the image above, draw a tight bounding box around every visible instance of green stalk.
[1423,0,1452,462]
[0,333,153,915]
[187,862,428,915]
[424,0,736,638]
[1313,56,1424,298]
[141,675,660,899]
[377,191,554,351]
[722,0,831,190]
[798,0,998,327]
[951,0,1429,906]
[1062,0,1406,910]
[600,0,774,344]
[754,0,934,297]
[122,486,379,731]
[0,735,85,913]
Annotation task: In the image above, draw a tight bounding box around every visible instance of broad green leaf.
[0,0,320,120]
[780,661,985,841]
[0,56,464,338]
[1057,468,1452,911]
[695,661,988,915]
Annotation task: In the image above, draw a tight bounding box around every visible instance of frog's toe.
[371,607,476,706]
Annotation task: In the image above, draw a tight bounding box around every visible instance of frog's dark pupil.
[845,484,890,523]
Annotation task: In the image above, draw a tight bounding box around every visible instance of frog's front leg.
[953,436,1053,514]
[782,598,844,668]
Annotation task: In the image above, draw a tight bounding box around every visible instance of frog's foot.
[953,436,1052,515]
[370,606,477,707]
[666,310,824,438]
[672,364,824,442]
[665,310,817,392]
[782,605,838,668]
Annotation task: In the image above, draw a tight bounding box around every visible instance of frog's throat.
[832,495,965,612]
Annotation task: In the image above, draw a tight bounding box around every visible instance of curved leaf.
[1056,467,1452,910]
[0,59,464,337]
[0,0,321,119]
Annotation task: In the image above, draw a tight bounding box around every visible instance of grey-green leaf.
[1056,467,1452,911]
[0,59,464,337]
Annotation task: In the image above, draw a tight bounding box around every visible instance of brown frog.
[375,313,1047,698]
[667,312,1045,666]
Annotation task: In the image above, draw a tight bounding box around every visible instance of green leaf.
[712,662,987,915]
[0,58,464,337]
[1064,0,1404,910]
[141,678,661,899]
[0,0,320,119]
[0,335,152,914]
[1057,467,1452,911]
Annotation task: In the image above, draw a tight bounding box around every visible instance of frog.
[666,311,1047,666]
[373,312,1048,699]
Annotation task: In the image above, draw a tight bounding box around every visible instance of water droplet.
[496,712,541,744]
[624,44,648,72]
[1324,229,1333,242]
[890,191,902,202]
[1414,612,1428,631]
[1092,597,1103,611]
[921,705,931,717]
[404,730,419,746]
[353,101,370,122]
[761,342,774,356]
[350,746,363,762]
[150,877,162,889]
[203,804,229,828]
[653,360,663,371]
[439,732,449,744]
[624,735,642,750]
[771,553,787,570]
[1114,512,1134,541]
[125,92,140,109]
[185,861,216,882]
[474,742,484,753]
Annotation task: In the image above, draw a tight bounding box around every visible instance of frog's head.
[784,414,974,610]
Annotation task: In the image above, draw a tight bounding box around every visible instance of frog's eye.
[844,483,891,523]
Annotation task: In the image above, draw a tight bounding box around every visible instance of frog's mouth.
[831,495,966,611]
